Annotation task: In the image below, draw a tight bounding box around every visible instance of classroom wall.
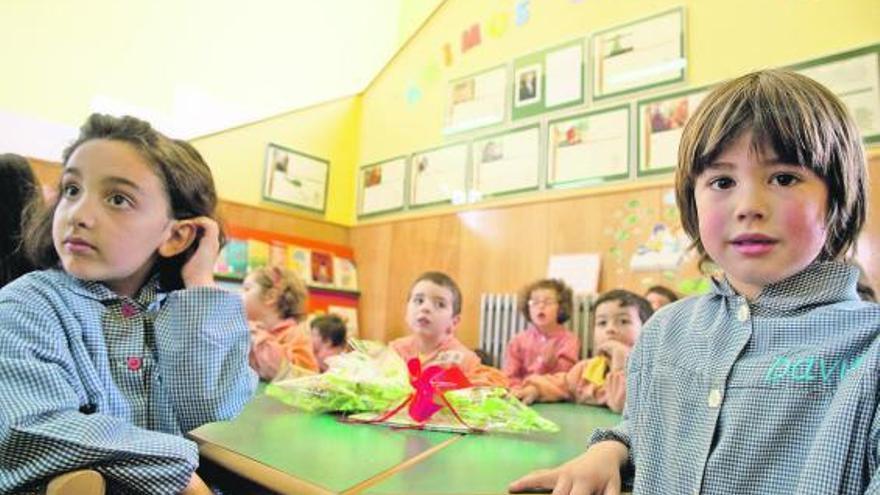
[190,95,362,227]
[349,0,880,345]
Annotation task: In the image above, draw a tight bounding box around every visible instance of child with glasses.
[514,290,652,413]
[243,265,319,380]
[503,278,579,387]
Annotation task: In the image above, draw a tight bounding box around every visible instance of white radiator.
[478,293,594,368]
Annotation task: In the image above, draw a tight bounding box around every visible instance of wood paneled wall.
[351,150,880,349]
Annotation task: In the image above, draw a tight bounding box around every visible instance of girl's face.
[528,288,560,329]
[694,131,829,300]
[53,139,175,297]
[406,280,459,343]
[242,273,275,321]
[593,300,642,349]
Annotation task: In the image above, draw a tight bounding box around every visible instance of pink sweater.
[522,345,630,413]
[502,325,579,387]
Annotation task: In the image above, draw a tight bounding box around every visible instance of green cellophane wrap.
[443,387,560,433]
[265,346,412,413]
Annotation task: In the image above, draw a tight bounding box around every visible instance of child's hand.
[513,384,540,405]
[595,341,629,371]
[508,440,627,494]
[179,216,220,289]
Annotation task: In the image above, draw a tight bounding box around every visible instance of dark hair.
[519,278,574,324]
[645,285,678,304]
[251,265,308,320]
[22,114,225,291]
[474,348,493,366]
[311,314,348,347]
[0,154,41,288]
[676,69,866,266]
[410,271,462,316]
[593,289,654,325]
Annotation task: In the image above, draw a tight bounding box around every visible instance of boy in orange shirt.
[513,289,653,413]
[390,271,507,388]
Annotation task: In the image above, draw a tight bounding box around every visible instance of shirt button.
[127,356,142,371]
[736,304,750,322]
[708,389,722,408]
[121,303,138,318]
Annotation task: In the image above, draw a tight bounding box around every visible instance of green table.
[188,394,460,495]
[362,403,622,495]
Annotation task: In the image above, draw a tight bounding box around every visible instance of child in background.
[390,271,507,387]
[244,265,319,380]
[510,70,880,494]
[644,284,678,311]
[503,279,579,387]
[514,290,652,413]
[0,153,43,288]
[0,114,255,494]
[311,313,348,372]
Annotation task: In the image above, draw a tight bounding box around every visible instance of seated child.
[390,271,507,387]
[311,313,348,372]
[503,278,580,387]
[244,265,319,380]
[513,290,653,413]
[0,114,255,494]
[510,69,880,494]
[644,284,678,311]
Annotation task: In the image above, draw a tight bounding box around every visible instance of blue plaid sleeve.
[0,299,196,494]
[153,287,257,432]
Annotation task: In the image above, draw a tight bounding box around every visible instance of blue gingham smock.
[0,269,257,494]
[590,261,880,494]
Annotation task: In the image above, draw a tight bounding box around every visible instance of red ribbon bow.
[356,358,481,431]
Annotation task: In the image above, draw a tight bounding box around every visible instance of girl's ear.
[158,220,198,258]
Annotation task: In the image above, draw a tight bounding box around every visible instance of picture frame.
[789,43,880,143]
[262,143,329,213]
[591,8,686,101]
[636,86,710,176]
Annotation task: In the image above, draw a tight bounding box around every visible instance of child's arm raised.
[0,299,198,494]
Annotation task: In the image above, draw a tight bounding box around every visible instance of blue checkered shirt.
[591,261,880,494]
[0,269,257,494]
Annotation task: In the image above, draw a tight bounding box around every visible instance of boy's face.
[406,280,460,342]
[528,288,560,328]
[52,139,175,297]
[694,131,829,299]
[593,300,642,350]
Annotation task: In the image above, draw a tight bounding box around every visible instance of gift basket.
[266,340,558,434]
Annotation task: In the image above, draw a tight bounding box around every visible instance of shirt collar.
[709,261,860,312]
[54,269,163,307]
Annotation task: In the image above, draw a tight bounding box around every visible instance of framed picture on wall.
[547,105,630,188]
[471,125,541,199]
[790,43,880,143]
[358,156,408,218]
[512,38,585,120]
[637,87,710,176]
[409,142,469,208]
[591,8,686,100]
[443,66,508,135]
[262,143,329,213]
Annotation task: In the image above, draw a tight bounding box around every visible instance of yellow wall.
[359,0,880,168]
[190,96,362,226]
[186,0,878,227]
